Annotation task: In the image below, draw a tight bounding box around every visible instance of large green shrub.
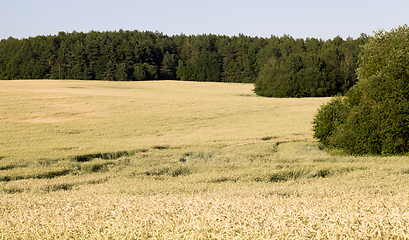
[313,25,409,155]
[312,96,348,147]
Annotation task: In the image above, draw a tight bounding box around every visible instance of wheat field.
[1,80,409,239]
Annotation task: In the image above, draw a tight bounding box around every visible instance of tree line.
[0,30,368,97]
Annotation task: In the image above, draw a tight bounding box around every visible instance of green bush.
[312,96,348,147]
[313,25,409,155]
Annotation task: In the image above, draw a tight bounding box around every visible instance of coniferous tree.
[0,29,366,98]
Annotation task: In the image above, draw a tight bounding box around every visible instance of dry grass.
[1,80,409,239]
[0,80,322,162]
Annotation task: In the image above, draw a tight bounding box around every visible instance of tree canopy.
[312,25,409,155]
[254,35,368,97]
[0,30,367,97]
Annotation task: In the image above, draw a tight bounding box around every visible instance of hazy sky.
[1,0,408,40]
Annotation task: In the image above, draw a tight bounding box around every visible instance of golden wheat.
[1,80,409,239]
[1,176,409,239]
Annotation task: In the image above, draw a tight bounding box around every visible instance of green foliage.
[174,34,266,82]
[254,35,368,97]
[313,25,409,155]
[0,31,266,83]
[312,96,348,146]
[0,31,171,81]
[1,31,366,96]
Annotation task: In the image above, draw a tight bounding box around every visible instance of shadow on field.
[72,149,148,162]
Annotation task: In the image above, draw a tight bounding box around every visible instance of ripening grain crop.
[1,80,409,239]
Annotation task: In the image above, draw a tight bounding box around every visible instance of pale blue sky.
[1,0,408,40]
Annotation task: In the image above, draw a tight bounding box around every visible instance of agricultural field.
[1,80,409,239]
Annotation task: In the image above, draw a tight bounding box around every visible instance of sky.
[1,0,408,40]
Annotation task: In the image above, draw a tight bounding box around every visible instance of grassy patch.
[72,149,146,162]
[0,164,17,171]
[143,165,191,178]
[0,167,70,182]
[152,145,171,150]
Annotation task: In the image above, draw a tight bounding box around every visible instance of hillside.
[1,80,409,238]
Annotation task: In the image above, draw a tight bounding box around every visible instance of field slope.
[1,80,409,239]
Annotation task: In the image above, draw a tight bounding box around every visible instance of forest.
[0,30,368,97]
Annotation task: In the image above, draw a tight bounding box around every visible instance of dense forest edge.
[0,30,368,97]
